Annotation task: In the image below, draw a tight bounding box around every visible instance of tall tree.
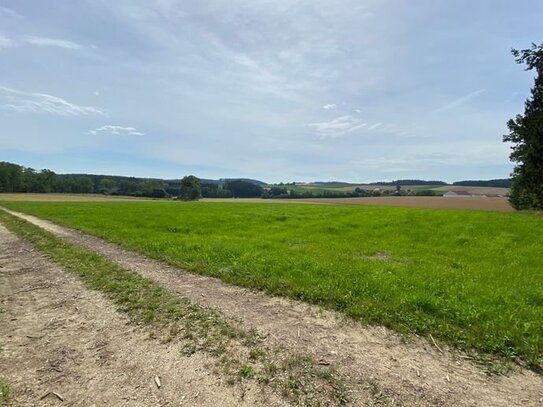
[178,175,201,201]
[503,43,543,210]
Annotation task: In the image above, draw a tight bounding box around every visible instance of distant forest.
[0,161,265,198]
[452,179,511,188]
[0,161,510,199]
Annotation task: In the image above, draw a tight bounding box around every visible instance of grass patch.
[1,201,542,371]
[0,210,350,406]
[0,380,10,407]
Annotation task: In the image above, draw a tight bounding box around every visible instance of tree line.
[453,179,511,188]
[0,162,173,197]
[0,162,268,199]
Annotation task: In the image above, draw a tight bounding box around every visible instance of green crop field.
[1,200,542,369]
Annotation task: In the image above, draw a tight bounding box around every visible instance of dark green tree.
[224,180,263,198]
[503,43,543,210]
[178,175,201,201]
[99,178,117,194]
[74,176,95,193]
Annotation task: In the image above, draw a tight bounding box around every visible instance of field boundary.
[1,206,542,406]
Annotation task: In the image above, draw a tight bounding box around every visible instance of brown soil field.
[288,196,514,212]
[2,207,542,406]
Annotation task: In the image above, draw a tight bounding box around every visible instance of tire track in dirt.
[0,223,285,406]
[2,208,542,406]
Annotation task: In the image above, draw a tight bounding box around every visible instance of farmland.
[1,200,542,369]
[288,183,510,196]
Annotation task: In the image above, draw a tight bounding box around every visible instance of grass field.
[293,196,514,212]
[1,200,542,369]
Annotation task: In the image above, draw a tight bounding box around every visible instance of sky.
[0,0,542,183]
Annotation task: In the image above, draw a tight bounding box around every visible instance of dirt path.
[2,208,543,406]
[0,223,285,406]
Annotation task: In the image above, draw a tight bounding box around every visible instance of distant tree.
[453,179,511,188]
[99,178,117,194]
[503,43,543,210]
[0,162,22,192]
[178,175,201,201]
[140,180,166,198]
[224,180,263,198]
[36,169,56,193]
[118,179,138,195]
[75,176,94,193]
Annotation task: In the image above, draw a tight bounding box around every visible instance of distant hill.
[301,179,510,188]
[453,179,511,188]
[200,178,267,186]
[309,181,354,187]
[368,179,448,186]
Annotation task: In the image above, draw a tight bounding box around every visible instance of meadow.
[1,200,542,369]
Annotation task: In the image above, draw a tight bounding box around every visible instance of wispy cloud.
[433,89,486,113]
[306,115,367,138]
[24,36,81,50]
[0,86,104,116]
[0,6,23,18]
[368,122,382,130]
[323,103,337,110]
[0,35,13,49]
[89,125,144,136]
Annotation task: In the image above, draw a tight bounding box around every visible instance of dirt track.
[0,224,283,406]
[2,208,542,406]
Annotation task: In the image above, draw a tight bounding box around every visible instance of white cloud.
[0,35,13,49]
[306,115,367,138]
[0,86,104,116]
[89,125,144,136]
[24,36,81,50]
[432,89,486,113]
[323,103,337,110]
[368,122,382,130]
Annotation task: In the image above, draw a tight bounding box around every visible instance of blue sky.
[0,1,541,183]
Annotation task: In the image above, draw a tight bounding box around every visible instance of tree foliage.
[503,43,543,210]
[178,175,201,201]
[224,180,263,198]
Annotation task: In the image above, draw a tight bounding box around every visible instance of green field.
[1,200,542,369]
